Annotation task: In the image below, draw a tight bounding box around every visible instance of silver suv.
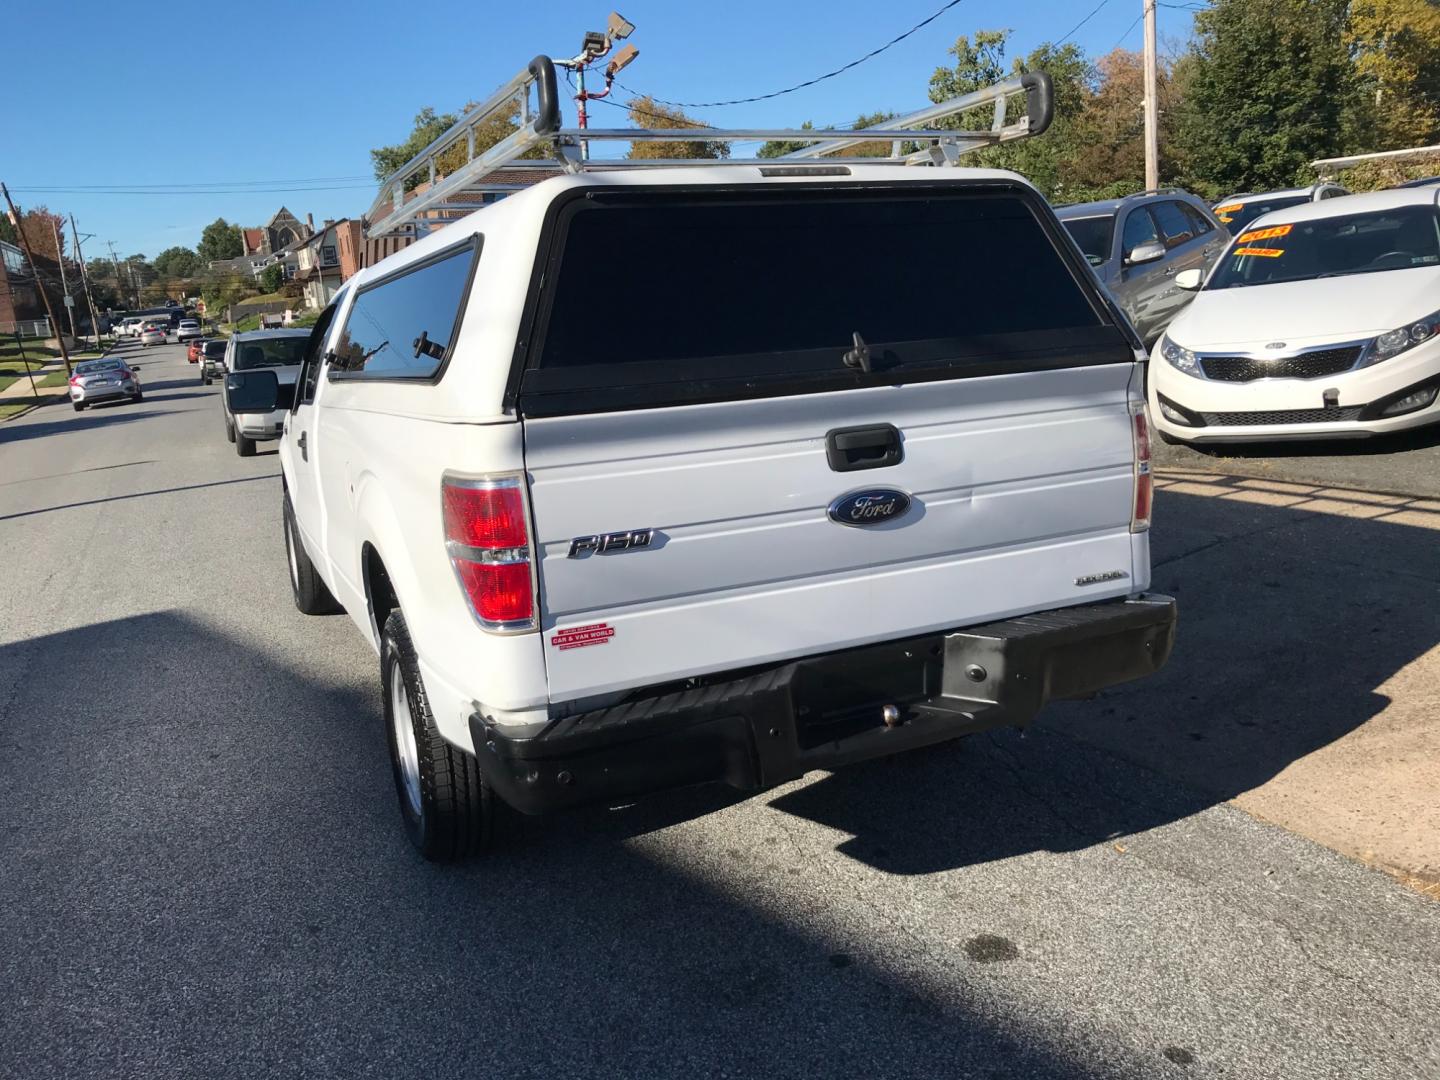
[1056,190,1224,345]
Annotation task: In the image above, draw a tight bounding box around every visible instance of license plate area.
[791,637,941,750]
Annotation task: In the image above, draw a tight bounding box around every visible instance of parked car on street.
[117,317,147,338]
[1211,183,1349,233]
[200,338,227,384]
[187,338,204,363]
[69,357,142,410]
[219,329,307,455]
[1056,189,1225,345]
[1150,187,1440,444]
[139,322,168,347]
[177,318,202,342]
[227,160,1178,862]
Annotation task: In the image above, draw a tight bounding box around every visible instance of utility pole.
[1143,0,1159,191]
[107,240,137,309]
[0,182,71,373]
[71,215,103,347]
[50,216,78,340]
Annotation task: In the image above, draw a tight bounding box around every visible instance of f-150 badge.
[568,529,655,558]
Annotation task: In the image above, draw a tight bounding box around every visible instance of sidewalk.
[0,359,71,419]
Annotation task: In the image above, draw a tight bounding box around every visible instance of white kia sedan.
[1150,187,1440,443]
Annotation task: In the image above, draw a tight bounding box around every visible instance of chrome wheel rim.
[390,659,422,816]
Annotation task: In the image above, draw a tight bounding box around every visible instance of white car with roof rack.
[1212,183,1350,234]
[224,49,1176,861]
[1150,186,1440,444]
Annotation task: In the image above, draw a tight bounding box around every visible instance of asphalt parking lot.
[1,342,1437,1080]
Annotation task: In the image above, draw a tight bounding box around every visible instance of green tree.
[1174,0,1356,194]
[626,96,729,160]
[928,31,1096,200]
[1064,48,1188,199]
[198,219,243,262]
[371,103,531,192]
[259,262,285,293]
[1348,0,1440,149]
[758,120,816,158]
[372,106,458,184]
[153,246,199,280]
[929,30,1009,106]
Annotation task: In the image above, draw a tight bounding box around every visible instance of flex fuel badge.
[551,623,615,651]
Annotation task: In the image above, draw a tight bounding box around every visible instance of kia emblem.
[828,488,912,528]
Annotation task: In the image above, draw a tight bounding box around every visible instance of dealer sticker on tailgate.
[550,622,616,651]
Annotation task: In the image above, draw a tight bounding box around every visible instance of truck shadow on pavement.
[768,474,1440,875]
[0,611,1160,1080]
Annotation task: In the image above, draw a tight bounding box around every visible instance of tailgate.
[515,180,1141,703]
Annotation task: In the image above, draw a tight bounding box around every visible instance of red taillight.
[69,375,80,386]
[442,482,528,548]
[442,475,535,630]
[1131,404,1153,532]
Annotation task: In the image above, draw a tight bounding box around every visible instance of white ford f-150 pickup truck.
[227,146,1177,862]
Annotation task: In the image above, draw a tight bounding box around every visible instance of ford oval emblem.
[1265,341,1287,350]
[828,488,912,528]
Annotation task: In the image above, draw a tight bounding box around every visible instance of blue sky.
[4,0,1198,259]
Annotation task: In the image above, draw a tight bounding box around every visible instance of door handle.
[298,431,308,461]
[826,424,903,472]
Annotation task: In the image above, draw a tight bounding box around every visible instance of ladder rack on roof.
[365,55,1055,238]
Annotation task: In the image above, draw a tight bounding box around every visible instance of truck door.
[282,300,339,571]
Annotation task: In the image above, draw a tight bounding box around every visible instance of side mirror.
[1175,268,1204,291]
[1125,240,1167,266]
[226,370,279,413]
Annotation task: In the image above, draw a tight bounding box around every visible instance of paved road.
[1156,426,1440,499]
[2,342,1437,1080]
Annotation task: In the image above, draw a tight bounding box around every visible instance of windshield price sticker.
[1237,224,1292,244]
[1233,246,1286,258]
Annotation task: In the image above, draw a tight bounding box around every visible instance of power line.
[11,175,372,191]
[615,0,968,109]
[1111,13,1144,49]
[14,184,375,196]
[1056,0,1112,47]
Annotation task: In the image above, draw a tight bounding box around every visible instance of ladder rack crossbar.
[366,55,1054,237]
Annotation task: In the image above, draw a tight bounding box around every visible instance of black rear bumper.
[472,595,1177,815]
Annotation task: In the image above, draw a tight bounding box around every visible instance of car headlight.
[1160,335,1202,378]
[1362,310,1440,366]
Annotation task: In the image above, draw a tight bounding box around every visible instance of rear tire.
[381,609,505,861]
[235,432,256,457]
[224,416,236,442]
[72,402,84,412]
[283,493,339,615]
[132,393,143,404]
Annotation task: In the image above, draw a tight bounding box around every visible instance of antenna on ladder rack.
[364,21,1056,240]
